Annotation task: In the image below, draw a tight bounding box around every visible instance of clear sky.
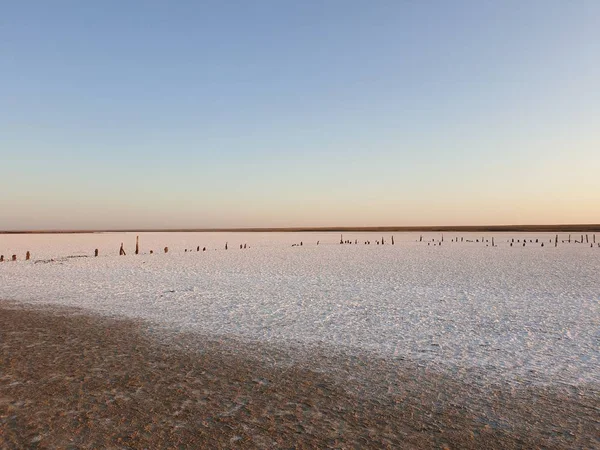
[1,1,599,230]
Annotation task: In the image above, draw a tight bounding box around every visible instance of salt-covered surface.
[1,232,599,387]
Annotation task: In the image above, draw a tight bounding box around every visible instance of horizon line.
[2,224,600,234]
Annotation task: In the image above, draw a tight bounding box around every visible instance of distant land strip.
[2,224,600,234]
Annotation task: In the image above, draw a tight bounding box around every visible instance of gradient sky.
[1,1,599,230]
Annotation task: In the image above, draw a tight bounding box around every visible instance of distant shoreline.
[1,224,600,234]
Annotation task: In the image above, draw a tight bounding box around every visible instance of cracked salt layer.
[1,232,599,386]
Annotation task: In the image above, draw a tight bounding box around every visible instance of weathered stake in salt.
[26,251,30,260]
[94,249,99,257]
[135,236,139,255]
[119,243,126,256]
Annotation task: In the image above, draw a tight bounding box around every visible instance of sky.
[1,1,599,230]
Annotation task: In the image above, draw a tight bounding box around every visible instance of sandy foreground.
[1,301,598,449]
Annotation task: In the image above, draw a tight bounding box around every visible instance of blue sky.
[1,1,599,229]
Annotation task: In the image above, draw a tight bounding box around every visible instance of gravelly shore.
[1,301,598,449]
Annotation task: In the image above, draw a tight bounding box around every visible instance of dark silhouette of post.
[135,236,139,255]
[197,246,200,251]
[120,243,126,256]
[150,250,154,254]
[340,234,343,244]
[164,247,168,253]
[225,242,228,250]
[12,255,17,261]
[94,249,99,257]
[26,251,30,260]
[555,235,558,247]
[0,255,3,262]
[391,236,394,245]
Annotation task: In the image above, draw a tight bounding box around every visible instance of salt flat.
[1,232,598,387]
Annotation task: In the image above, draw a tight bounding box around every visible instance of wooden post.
[120,243,126,256]
[164,247,168,253]
[197,246,200,251]
[94,249,99,257]
[135,236,139,255]
[26,251,30,260]
[569,234,571,243]
[340,234,343,244]
[555,235,558,247]
[381,237,384,245]
[203,247,206,251]
[150,250,154,254]
[391,236,394,245]
[12,255,17,261]
[586,234,589,243]
[420,235,423,242]
[225,242,228,250]
[0,255,4,262]
[492,237,494,247]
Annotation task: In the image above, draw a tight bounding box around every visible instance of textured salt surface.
[1,232,599,387]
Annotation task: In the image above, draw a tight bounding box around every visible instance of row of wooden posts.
[0,253,28,262]
[114,236,252,256]
[418,234,597,248]
[339,235,395,245]
[2,233,599,262]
